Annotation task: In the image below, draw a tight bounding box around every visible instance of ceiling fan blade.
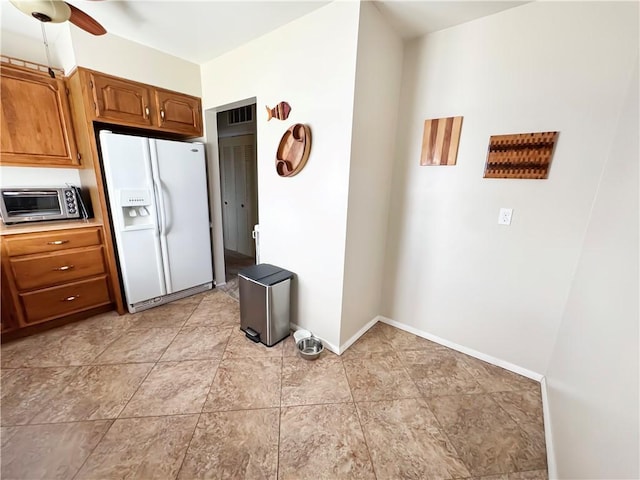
[66,2,106,35]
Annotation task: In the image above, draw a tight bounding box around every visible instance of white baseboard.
[540,376,557,478]
[378,316,544,382]
[291,314,546,383]
[289,322,340,355]
[330,314,553,478]
[338,316,381,354]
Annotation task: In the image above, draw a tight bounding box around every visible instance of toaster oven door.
[0,189,64,223]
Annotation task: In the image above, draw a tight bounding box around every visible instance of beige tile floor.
[1,288,547,480]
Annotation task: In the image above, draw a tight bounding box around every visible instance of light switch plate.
[498,208,513,225]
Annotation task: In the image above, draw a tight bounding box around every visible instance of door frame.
[203,97,257,286]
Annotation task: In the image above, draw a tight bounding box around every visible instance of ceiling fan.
[9,0,107,36]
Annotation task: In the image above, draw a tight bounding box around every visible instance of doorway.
[217,104,258,281]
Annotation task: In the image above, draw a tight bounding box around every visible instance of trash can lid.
[238,263,293,286]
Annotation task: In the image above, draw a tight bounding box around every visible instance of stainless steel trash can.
[238,264,293,347]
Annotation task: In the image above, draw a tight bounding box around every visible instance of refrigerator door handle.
[150,140,173,294]
[159,182,171,233]
[152,180,162,236]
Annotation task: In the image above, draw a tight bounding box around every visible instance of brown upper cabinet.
[0,64,80,167]
[155,88,203,136]
[87,71,154,127]
[82,69,203,137]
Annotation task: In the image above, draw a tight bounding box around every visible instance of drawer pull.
[53,265,75,271]
[47,240,69,245]
[62,295,80,302]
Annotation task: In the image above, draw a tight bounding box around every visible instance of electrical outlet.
[498,208,513,225]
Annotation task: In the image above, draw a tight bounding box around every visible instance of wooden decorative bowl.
[276,123,311,177]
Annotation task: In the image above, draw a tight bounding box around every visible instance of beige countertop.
[0,219,103,236]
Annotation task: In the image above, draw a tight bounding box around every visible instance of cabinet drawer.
[4,228,102,256]
[11,246,106,291]
[20,275,111,324]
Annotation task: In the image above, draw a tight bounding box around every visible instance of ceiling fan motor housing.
[9,0,71,23]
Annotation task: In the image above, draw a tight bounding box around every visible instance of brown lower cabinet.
[0,225,114,337]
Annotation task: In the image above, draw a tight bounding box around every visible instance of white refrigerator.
[100,131,213,313]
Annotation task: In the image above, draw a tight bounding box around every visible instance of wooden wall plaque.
[420,116,463,166]
[275,123,311,177]
[484,131,558,179]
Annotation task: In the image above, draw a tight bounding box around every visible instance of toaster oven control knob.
[66,191,73,197]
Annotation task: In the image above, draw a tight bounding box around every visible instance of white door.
[150,139,213,293]
[219,135,257,257]
[220,142,238,251]
[99,131,166,307]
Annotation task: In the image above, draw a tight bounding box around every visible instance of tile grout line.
[18,365,85,427]
[175,292,247,479]
[154,297,214,480]
[388,334,475,479]
[339,355,378,479]
[419,394,473,478]
[174,413,202,479]
[277,355,283,480]
[486,392,549,475]
[419,391,537,477]
[101,321,185,422]
[69,418,115,480]
[108,305,196,421]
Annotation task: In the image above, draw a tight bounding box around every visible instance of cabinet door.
[0,66,80,167]
[154,89,202,136]
[89,72,153,127]
[1,266,19,333]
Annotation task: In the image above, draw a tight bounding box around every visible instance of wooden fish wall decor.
[266,101,291,121]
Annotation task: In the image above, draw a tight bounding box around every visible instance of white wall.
[1,30,56,67]
[1,26,201,96]
[200,1,361,349]
[0,26,201,189]
[340,2,403,346]
[69,26,201,96]
[544,60,639,479]
[382,2,639,374]
[0,167,80,187]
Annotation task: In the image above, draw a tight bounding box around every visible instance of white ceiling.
[1,0,527,64]
[374,1,527,38]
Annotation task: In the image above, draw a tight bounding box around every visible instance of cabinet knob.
[53,265,75,271]
[62,295,80,302]
[47,240,69,245]
[144,106,150,118]
[160,109,165,121]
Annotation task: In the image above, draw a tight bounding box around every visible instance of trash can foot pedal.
[245,328,260,343]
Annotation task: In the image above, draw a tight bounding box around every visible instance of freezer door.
[99,131,166,305]
[150,139,213,293]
